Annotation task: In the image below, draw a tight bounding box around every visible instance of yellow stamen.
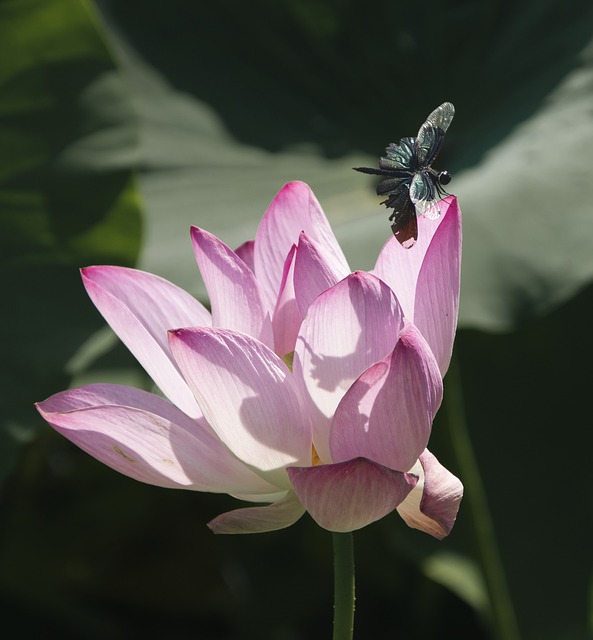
[312,444,321,466]
[282,351,295,371]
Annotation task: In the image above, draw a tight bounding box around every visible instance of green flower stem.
[332,531,355,640]
[444,355,521,640]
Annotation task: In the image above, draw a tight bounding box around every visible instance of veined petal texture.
[208,493,306,534]
[396,449,463,539]
[374,197,461,375]
[288,457,417,532]
[294,271,404,462]
[81,266,211,418]
[272,244,301,358]
[36,384,278,495]
[330,323,443,473]
[169,327,312,488]
[293,231,348,318]
[254,181,349,313]
[234,239,255,272]
[191,227,273,349]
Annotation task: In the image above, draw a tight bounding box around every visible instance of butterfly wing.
[376,174,410,197]
[410,171,436,203]
[415,197,442,220]
[379,136,417,171]
[409,172,442,220]
[354,104,454,243]
[415,102,455,168]
[383,187,418,248]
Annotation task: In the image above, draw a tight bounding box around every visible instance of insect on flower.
[354,102,455,248]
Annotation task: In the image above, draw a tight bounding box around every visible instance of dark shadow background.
[2,0,593,638]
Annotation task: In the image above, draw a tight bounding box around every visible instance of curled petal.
[169,327,312,488]
[208,493,306,534]
[191,227,273,349]
[288,457,418,532]
[254,181,349,312]
[397,449,463,539]
[294,231,348,318]
[36,384,278,495]
[81,266,209,418]
[294,271,404,462]
[330,323,443,472]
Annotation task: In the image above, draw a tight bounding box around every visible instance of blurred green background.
[2,0,593,638]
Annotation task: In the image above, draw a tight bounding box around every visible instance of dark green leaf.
[0,0,142,478]
[97,0,593,332]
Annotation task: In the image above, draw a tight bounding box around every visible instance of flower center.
[282,350,294,371]
[312,444,321,466]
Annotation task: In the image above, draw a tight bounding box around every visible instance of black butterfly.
[354,102,455,248]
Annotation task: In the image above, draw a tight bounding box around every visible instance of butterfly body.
[354,102,455,248]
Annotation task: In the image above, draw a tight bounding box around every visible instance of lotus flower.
[36,182,462,537]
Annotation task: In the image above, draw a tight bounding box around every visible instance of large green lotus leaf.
[0,0,142,473]
[453,51,593,329]
[97,0,593,333]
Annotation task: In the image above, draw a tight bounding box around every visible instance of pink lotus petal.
[191,227,274,349]
[373,198,451,317]
[169,327,312,488]
[254,181,350,313]
[373,197,461,375]
[396,449,463,539]
[294,232,348,318]
[234,239,255,272]
[230,490,290,503]
[293,271,404,462]
[208,493,306,534]
[36,384,278,494]
[81,266,210,418]
[330,323,443,472]
[287,457,418,532]
[412,198,462,376]
[272,245,302,358]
